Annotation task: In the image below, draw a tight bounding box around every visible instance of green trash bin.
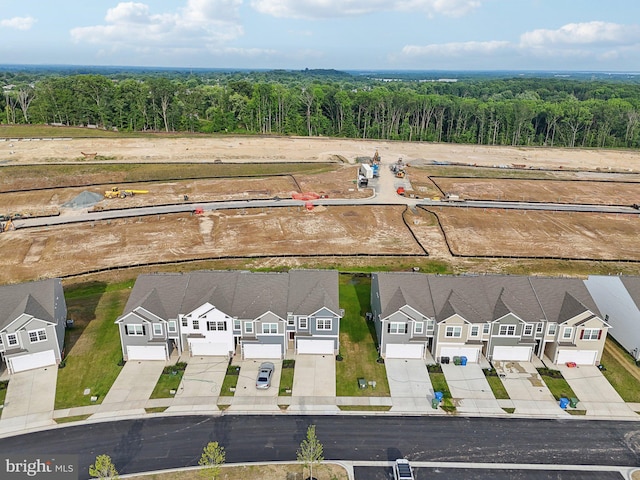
[453,356,462,365]
[569,397,579,408]
[431,398,439,409]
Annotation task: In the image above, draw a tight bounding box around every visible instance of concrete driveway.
[93,360,165,417]
[166,356,228,413]
[288,354,337,413]
[493,361,565,417]
[385,359,434,413]
[225,359,282,412]
[441,363,503,415]
[0,366,57,434]
[557,364,637,418]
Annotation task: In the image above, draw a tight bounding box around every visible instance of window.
[388,322,407,334]
[245,322,253,334]
[192,319,200,330]
[469,325,479,337]
[414,322,424,335]
[28,329,47,343]
[287,316,295,327]
[181,318,188,327]
[0,335,3,346]
[207,321,227,331]
[426,319,435,331]
[483,324,490,334]
[7,333,18,346]
[536,323,544,334]
[317,318,332,330]
[126,324,144,336]
[262,323,278,334]
[498,325,516,336]
[153,324,163,336]
[445,326,462,338]
[523,324,534,336]
[168,321,177,333]
[581,328,601,340]
[298,317,308,329]
[233,319,241,331]
[562,327,573,340]
[547,323,557,335]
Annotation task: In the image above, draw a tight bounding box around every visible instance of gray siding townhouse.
[585,275,640,361]
[116,270,341,361]
[0,279,67,374]
[372,273,608,365]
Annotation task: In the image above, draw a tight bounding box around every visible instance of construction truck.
[444,193,465,202]
[104,187,149,199]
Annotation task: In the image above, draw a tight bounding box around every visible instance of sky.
[2,0,640,71]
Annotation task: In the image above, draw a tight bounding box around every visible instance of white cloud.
[251,0,481,19]
[402,40,511,57]
[1,16,36,30]
[520,21,640,47]
[71,1,243,53]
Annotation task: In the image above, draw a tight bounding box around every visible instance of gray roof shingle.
[0,279,61,330]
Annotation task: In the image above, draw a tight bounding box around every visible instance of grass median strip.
[279,360,295,396]
[537,368,577,401]
[220,364,240,396]
[482,369,510,399]
[150,362,187,399]
[428,364,456,412]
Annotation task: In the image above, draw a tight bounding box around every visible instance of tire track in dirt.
[604,341,640,383]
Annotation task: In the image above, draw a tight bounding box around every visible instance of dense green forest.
[2,67,640,148]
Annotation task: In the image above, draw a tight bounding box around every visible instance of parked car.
[393,459,414,480]
[256,362,274,389]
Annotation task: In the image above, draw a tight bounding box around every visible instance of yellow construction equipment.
[1,218,15,232]
[104,187,149,199]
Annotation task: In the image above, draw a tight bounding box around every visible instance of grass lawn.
[335,274,390,397]
[54,414,92,424]
[220,365,240,396]
[0,380,8,417]
[338,405,392,411]
[482,370,510,399]
[55,280,134,409]
[537,369,577,401]
[428,368,456,412]
[150,363,187,399]
[278,360,295,396]
[600,339,640,402]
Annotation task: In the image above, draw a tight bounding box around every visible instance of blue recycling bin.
[434,391,444,402]
[460,356,468,366]
[559,397,569,409]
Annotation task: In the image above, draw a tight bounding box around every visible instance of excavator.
[104,187,149,199]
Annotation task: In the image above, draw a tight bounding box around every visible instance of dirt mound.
[62,191,103,209]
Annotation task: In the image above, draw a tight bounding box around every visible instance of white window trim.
[7,333,18,346]
[498,325,516,336]
[483,323,490,334]
[523,324,534,336]
[562,326,574,340]
[29,328,47,343]
[192,319,200,330]
[582,328,600,341]
[536,322,544,333]
[426,319,435,331]
[298,317,308,329]
[414,322,424,335]
[469,325,480,337]
[388,322,407,334]
[445,326,462,338]
[168,320,177,333]
[244,322,254,334]
[127,324,144,336]
[287,316,295,327]
[547,323,557,336]
[262,323,278,334]
[153,324,163,336]
[233,319,241,331]
[316,318,332,331]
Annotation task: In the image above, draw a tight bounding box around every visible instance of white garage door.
[556,349,597,366]
[243,343,282,359]
[189,341,231,356]
[126,345,167,361]
[385,343,424,359]
[297,339,334,355]
[492,346,532,362]
[8,350,56,373]
[440,346,480,363]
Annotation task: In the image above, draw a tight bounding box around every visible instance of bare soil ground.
[433,207,640,260]
[126,463,348,480]
[3,135,640,171]
[0,206,421,283]
[428,177,640,205]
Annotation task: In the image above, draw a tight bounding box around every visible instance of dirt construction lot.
[1,133,640,283]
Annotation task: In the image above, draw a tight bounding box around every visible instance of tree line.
[3,69,640,148]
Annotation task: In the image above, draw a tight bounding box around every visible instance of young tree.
[199,441,226,480]
[297,424,324,480]
[88,454,119,480]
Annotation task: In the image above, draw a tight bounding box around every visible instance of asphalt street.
[0,415,639,479]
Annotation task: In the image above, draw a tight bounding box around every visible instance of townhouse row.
[2,271,640,375]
